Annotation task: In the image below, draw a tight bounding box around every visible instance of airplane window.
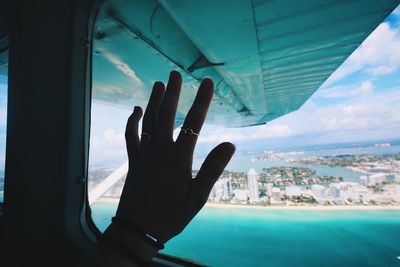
[88,1,400,266]
[0,74,5,203]
[0,0,8,204]
[0,65,6,203]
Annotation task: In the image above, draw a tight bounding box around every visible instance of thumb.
[185,142,235,218]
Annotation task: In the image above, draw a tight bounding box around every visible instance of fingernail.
[221,143,236,162]
[170,70,179,76]
[154,81,163,87]
[202,77,214,88]
[170,70,181,80]
[227,143,236,156]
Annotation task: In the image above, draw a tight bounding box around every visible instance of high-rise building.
[286,185,301,197]
[329,184,340,199]
[221,177,232,200]
[208,185,217,201]
[233,189,248,201]
[272,187,281,199]
[211,177,233,201]
[396,185,400,202]
[266,183,273,197]
[359,176,368,186]
[368,173,387,186]
[311,184,326,200]
[247,168,259,203]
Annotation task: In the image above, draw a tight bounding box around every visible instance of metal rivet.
[76,176,86,184]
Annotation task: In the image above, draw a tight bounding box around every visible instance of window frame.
[3,0,100,265]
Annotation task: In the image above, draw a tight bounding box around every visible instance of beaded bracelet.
[111,216,165,250]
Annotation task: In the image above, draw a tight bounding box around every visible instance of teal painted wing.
[92,0,399,127]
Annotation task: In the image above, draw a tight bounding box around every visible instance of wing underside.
[92,0,399,127]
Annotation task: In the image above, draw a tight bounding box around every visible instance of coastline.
[96,197,400,210]
[205,202,400,210]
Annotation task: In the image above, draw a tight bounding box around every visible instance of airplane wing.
[92,0,399,127]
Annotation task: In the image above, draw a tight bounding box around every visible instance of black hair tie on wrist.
[111,216,165,250]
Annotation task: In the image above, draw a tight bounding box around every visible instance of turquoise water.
[92,203,400,267]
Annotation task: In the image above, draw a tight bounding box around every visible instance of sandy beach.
[96,197,400,210]
[205,202,400,210]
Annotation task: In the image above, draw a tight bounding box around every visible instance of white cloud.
[198,124,292,143]
[94,84,128,96]
[356,81,374,94]
[367,65,397,76]
[104,53,144,86]
[325,22,400,84]
[90,128,126,161]
[273,88,400,139]
[199,86,400,145]
[315,81,374,99]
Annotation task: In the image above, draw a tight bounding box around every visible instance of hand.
[115,71,235,244]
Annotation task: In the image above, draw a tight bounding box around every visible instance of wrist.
[99,219,161,264]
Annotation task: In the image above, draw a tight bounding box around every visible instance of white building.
[212,177,232,201]
[270,187,284,204]
[211,180,223,201]
[208,185,217,200]
[396,184,400,202]
[271,187,281,199]
[359,176,368,186]
[247,168,259,203]
[368,173,387,186]
[266,183,273,197]
[221,177,232,200]
[328,184,341,199]
[286,185,302,197]
[334,182,368,203]
[311,185,326,200]
[233,189,249,202]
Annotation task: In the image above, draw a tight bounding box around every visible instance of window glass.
[0,71,7,203]
[89,2,400,266]
[0,4,9,203]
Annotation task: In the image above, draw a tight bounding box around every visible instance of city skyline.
[205,152,400,207]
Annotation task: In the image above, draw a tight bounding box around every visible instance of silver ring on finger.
[180,127,199,136]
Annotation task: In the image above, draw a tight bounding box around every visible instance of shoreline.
[205,202,400,210]
[96,197,400,210]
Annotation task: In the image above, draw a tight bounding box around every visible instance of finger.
[125,106,143,160]
[185,142,235,217]
[154,71,182,144]
[141,81,165,147]
[176,78,214,157]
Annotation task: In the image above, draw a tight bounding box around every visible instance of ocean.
[90,143,400,266]
[92,203,400,267]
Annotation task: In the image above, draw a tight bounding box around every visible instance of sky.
[0,5,399,167]
[195,8,400,152]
